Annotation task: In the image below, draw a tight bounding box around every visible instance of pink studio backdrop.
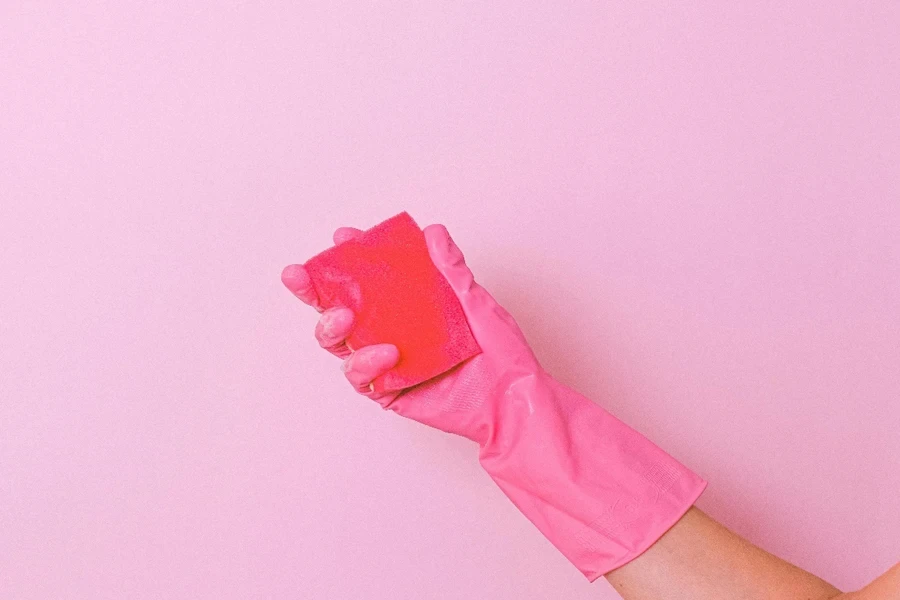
[2,2,899,599]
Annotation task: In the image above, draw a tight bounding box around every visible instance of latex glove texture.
[281,223,706,580]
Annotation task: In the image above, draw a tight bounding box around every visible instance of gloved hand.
[281,223,706,581]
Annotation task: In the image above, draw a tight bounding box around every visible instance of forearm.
[475,369,707,580]
[607,507,841,600]
[844,563,900,600]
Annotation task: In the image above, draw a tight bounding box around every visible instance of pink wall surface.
[2,2,898,599]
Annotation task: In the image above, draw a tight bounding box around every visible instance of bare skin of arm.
[608,507,899,600]
[846,564,900,600]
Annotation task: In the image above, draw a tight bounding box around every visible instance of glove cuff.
[478,371,707,580]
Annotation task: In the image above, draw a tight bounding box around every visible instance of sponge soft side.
[303,212,482,393]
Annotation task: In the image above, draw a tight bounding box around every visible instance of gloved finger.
[423,224,496,311]
[282,227,362,309]
[281,264,322,311]
[421,223,523,341]
[423,224,474,294]
[341,343,399,395]
[333,226,364,245]
[315,307,355,358]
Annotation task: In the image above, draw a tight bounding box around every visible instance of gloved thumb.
[423,224,475,296]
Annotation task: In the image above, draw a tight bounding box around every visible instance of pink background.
[2,2,899,598]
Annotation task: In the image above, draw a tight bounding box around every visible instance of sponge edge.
[303,212,482,393]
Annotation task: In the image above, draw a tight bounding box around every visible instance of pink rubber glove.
[282,224,707,581]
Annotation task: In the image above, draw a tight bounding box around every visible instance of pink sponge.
[303,212,482,393]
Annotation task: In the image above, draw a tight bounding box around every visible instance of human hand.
[281,223,538,443]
